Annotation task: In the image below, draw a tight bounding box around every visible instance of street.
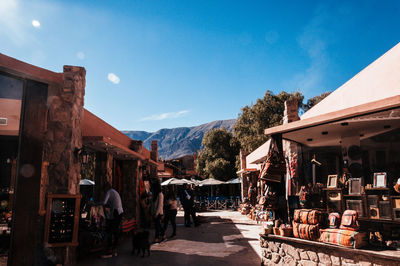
[77,210,261,266]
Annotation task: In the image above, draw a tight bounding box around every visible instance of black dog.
[131,230,150,257]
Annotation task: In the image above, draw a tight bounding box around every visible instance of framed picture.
[367,195,379,207]
[327,191,342,201]
[44,194,81,247]
[346,199,364,217]
[373,172,387,188]
[348,178,362,195]
[327,200,342,213]
[327,175,338,188]
[378,201,391,219]
[393,208,400,221]
[392,198,400,209]
[369,206,380,219]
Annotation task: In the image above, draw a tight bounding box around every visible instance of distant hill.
[122,119,236,159]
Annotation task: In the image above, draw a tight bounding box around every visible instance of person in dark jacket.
[180,184,198,227]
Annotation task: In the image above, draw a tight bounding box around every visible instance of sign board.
[44,194,81,247]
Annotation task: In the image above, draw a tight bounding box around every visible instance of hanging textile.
[259,138,286,183]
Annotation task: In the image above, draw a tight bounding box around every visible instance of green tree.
[303,92,331,112]
[196,128,240,181]
[233,90,304,153]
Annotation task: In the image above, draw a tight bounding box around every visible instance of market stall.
[258,43,400,266]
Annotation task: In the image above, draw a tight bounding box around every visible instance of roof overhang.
[264,95,400,137]
[0,53,62,85]
[246,139,271,165]
[143,158,159,167]
[236,168,258,174]
[83,136,145,160]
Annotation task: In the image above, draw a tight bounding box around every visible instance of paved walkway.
[78,210,261,266]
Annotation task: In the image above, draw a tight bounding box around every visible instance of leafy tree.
[196,128,240,181]
[303,92,331,112]
[233,90,304,153]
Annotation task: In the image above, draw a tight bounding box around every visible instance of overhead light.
[307,138,313,142]
[321,131,328,135]
[341,122,349,126]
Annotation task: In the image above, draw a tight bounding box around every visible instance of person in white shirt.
[101,182,124,258]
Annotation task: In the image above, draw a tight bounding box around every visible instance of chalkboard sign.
[44,194,81,247]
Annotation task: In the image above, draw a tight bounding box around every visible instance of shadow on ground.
[77,211,260,266]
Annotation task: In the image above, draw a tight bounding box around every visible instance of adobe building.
[0,53,158,265]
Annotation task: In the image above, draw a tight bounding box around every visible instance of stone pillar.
[240,149,249,201]
[136,160,142,225]
[94,152,113,201]
[120,160,138,218]
[45,66,85,194]
[283,99,300,124]
[283,100,300,195]
[44,66,85,265]
[151,140,158,162]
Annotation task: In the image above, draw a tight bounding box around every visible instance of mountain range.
[122,119,236,160]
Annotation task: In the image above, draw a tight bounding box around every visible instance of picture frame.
[348,178,362,195]
[327,191,342,201]
[378,201,391,219]
[44,194,81,247]
[327,175,338,188]
[369,206,380,219]
[367,195,379,207]
[392,198,400,209]
[393,208,400,221]
[373,172,387,188]
[346,199,364,217]
[327,200,342,213]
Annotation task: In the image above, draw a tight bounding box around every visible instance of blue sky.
[1,0,400,132]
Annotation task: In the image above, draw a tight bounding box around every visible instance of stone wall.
[260,235,399,266]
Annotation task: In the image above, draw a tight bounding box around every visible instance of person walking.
[180,184,198,227]
[163,188,178,238]
[152,181,166,243]
[100,182,124,258]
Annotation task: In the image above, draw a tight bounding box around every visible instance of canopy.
[161,178,194,186]
[199,178,225,186]
[226,177,241,184]
[79,179,95,185]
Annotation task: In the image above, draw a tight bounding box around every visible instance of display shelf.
[359,217,400,224]
[365,187,389,191]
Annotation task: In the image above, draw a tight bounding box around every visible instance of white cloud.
[140,110,189,121]
[77,51,85,60]
[32,19,40,28]
[107,73,120,84]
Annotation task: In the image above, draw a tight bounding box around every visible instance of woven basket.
[273,227,280,235]
[280,227,293,237]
